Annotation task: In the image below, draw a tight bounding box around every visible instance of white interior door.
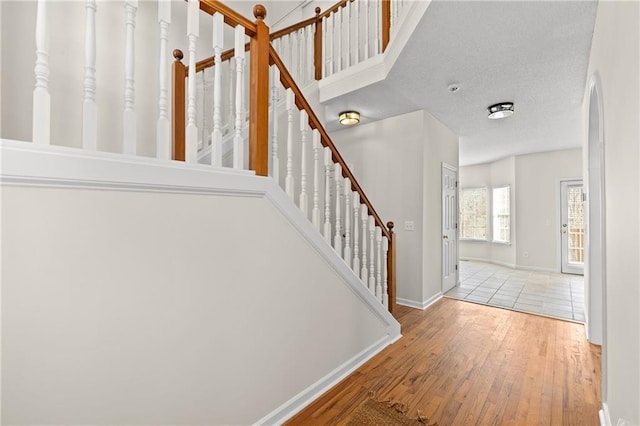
[561,180,585,275]
[442,164,458,292]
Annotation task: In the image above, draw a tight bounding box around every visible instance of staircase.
[0,0,428,423]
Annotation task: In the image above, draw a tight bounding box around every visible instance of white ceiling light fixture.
[339,111,360,126]
[487,102,514,119]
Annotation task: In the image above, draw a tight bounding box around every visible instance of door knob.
[443,235,448,240]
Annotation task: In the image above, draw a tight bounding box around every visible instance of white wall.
[422,112,459,302]
[459,148,582,272]
[330,110,458,307]
[1,179,394,424]
[515,149,582,271]
[583,1,640,424]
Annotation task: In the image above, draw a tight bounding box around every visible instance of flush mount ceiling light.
[339,111,360,126]
[487,102,514,119]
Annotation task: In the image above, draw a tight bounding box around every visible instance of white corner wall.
[330,110,458,308]
[331,111,426,304]
[583,1,640,424]
[422,111,459,303]
[459,148,582,272]
[515,149,582,271]
[0,142,400,425]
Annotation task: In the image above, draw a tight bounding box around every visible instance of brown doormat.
[346,399,438,426]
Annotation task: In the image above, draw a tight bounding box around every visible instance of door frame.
[560,179,585,275]
[442,163,458,292]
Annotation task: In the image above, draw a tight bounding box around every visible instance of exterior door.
[561,180,585,275]
[442,164,458,292]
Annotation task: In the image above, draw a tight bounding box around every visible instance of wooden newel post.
[249,4,270,176]
[381,0,390,52]
[387,221,397,314]
[171,49,186,161]
[313,7,323,80]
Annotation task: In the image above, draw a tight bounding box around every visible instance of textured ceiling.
[322,0,598,166]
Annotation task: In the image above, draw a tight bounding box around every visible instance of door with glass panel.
[561,180,585,275]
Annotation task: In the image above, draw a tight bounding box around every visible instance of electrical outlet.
[404,221,415,231]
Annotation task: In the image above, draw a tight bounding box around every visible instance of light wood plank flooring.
[287,298,601,426]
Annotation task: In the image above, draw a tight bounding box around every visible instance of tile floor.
[444,260,585,322]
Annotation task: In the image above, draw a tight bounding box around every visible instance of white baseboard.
[396,292,442,311]
[516,264,558,273]
[255,335,396,425]
[461,257,516,269]
[599,402,611,426]
[461,257,559,273]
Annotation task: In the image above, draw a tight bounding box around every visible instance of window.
[492,186,510,243]
[459,188,488,240]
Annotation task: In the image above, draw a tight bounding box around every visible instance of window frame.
[492,185,511,244]
[459,187,489,241]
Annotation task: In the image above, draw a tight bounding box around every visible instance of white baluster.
[343,178,352,264]
[270,65,280,182]
[336,7,342,72]
[361,208,368,283]
[363,0,370,61]
[354,0,360,65]
[383,235,389,309]
[156,0,171,159]
[296,29,303,82]
[306,25,314,83]
[299,110,309,216]
[323,147,332,244]
[345,0,351,68]
[353,192,361,272]
[184,0,199,162]
[334,163,343,255]
[123,0,138,154]
[285,88,295,199]
[210,12,223,166]
[33,0,50,145]
[233,25,245,169]
[228,59,235,130]
[328,13,335,75]
[368,216,376,293]
[375,0,381,54]
[375,226,383,302]
[322,16,327,78]
[82,0,98,150]
[312,130,321,230]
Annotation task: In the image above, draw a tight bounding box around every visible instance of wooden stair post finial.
[171,49,186,161]
[313,7,323,80]
[249,4,270,176]
[387,221,396,314]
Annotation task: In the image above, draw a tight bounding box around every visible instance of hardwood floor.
[286,298,602,426]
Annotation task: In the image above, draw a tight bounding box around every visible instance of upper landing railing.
[24,0,400,314]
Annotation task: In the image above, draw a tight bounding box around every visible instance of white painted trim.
[599,402,611,426]
[460,257,561,273]
[516,264,559,274]
[460,257,517,270]
[0,138,402,340]
[397,292,442,311]
[255,334,398,425]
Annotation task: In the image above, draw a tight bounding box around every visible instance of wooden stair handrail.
[171,0,396,314]
[198,0,257,36]
[269,44,391,241]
